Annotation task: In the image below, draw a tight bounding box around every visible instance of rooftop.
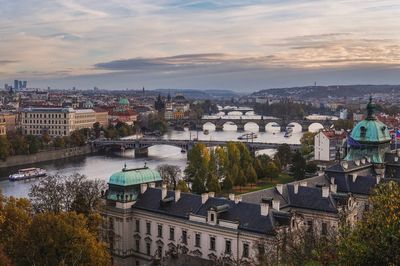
[108,165,162,187]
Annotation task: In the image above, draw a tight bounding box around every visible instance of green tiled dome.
[350,119,391,143]
[109,167,162,186]
[119,98,129,105]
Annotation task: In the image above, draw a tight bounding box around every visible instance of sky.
[0,0,400,91]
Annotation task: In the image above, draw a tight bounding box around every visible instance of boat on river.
[238,132,257,140]
[8,168,47,181]
[284,127,293,138]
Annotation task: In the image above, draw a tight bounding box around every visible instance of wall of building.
[0,145,92,168]
[314,132,330,161]
[0,122,6,135]
[103,205,268,266]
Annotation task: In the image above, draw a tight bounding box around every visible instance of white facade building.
[21,107,98,137]
[314,130,347,161]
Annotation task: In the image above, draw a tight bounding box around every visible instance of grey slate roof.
[329,175,377,196]
[133,188,290,234]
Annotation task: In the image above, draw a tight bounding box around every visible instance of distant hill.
[252,85,400,98]
[154,89,239,99]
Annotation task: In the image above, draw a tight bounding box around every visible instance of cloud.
[1,0,400,89]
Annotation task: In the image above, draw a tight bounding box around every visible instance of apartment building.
[21,107,102,137]
[314,130,347,161]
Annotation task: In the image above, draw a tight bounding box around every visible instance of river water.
[0,123,303,198]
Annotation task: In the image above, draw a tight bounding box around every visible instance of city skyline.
[1,0,400,90]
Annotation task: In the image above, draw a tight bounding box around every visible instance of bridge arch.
[308,122,324,133]
[287,122,302,133]
[244,122,259,132]
[202,122,216,131]
[222,121,237,131]
[227,111,243,116]
[266,122,281,133]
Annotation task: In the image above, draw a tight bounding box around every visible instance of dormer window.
[210,213,215,222]
[360,126,367,138]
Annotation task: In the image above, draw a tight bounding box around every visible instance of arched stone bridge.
[172,117,335,132]
[93,138,301,157]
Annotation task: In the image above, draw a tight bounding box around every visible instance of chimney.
[294,183,299,194]
[208,192,215,198]
[300,181,307,187]
[162,184,167,199]
[322,186,329,198]
[175,190,181,202]
[330,177,335,184]
[260,203,269,216]
[140,183,148,194]
[228,193,235,201]
[201,193,209,204]
[149,182,156,188]
[352,174,358,183]
[330,184,337,193]
[234,195,242,204]
[276,184,283,195]
[376,175,381,184]
[272,199,280,211]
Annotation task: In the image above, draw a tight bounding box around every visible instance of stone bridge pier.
[135,147,149,158]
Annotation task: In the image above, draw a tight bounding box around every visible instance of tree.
[334,119,354,131]
[93,122,102,138]
[185,143,209,194]
[53,136,66,148]
[246,165,257,186]
[157,164,181,189]
[26,135,41,154]
[265,161,279,182]
[23,212,111,266]
[291,151,307,180]
[300,132,316,157]
[235,170,247,191]
[0,135,11,160]
[29,174,105,215]
[222,176,233,192]
[305,162,318,174]
[206,173,221,193]
[339,181,400,265]
[275,144,292,169]
[176,180,189,192]
[253,158,264,178]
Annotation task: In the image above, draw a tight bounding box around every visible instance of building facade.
[21,107,104,137]
[101,166,290,266]
[0,112,18,132]
[314,130,347,161]
[0,122,6,135]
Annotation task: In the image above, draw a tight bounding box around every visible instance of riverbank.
[0,146,93,169]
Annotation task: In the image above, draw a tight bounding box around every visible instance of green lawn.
[232,173,294,195]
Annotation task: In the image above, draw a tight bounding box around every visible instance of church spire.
[366,95,376,120]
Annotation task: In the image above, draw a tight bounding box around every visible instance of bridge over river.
[93,138,301,157]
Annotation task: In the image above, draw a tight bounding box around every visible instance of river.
[0,123,303,198]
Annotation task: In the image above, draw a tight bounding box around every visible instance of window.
[146,243,151,255]
[169,227,175,241]
[158,224,163,238]
[321,222,328,236]
[307,221,313,233]
[210,237,216,251]
[146,222,151,235]
[135,239,140,252]
[182,230,187,244]
[243,243,249,258]
[195,233,201,247]
[210,213,215,222]
[135,220,140,232]
[258,244,265,255]
[157,246,162,258]
[225,240,232,254]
